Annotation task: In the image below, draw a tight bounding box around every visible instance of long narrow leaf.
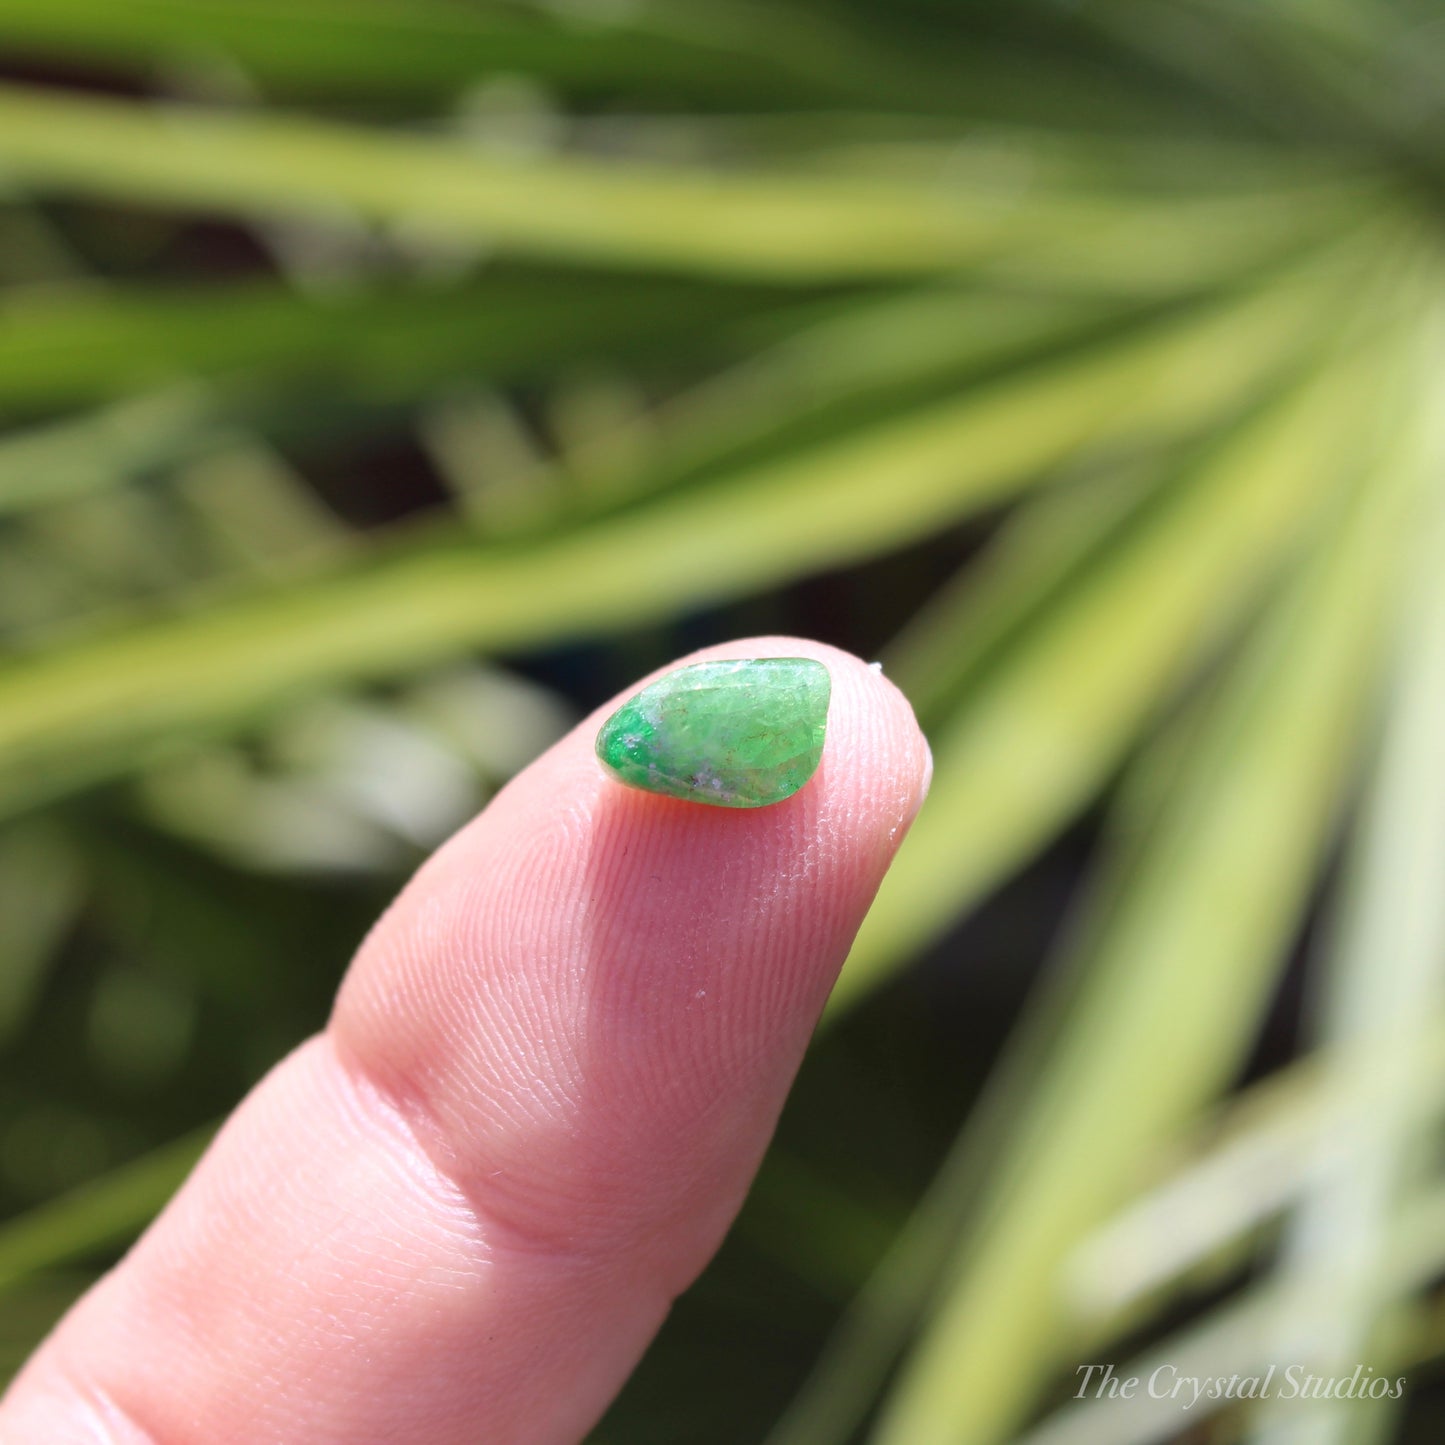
[766,296,1410,1445]
[0,270,793,412]
[1017,1179,1445,1445]
[1249,304,1445,1445]
[0,1127,213,1293]
[0,0,966,111]
[0,260,1351,818]
[0,83,1371,282]
[830,272,1401,1014]
[867,297,1429,1445]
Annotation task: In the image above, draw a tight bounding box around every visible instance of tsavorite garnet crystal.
[595,657,831,807]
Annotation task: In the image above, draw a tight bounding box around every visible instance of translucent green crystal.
[595,657,831,807]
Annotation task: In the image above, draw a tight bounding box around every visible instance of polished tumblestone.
[595,657,831,807]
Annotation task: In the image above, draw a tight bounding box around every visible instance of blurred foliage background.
[0,1,1443,1442]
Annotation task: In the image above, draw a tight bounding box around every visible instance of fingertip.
[332,635,931,1245]
[0,637,935,1445]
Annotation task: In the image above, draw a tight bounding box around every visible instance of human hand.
[0,638,930,1445]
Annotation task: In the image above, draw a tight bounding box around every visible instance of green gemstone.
[595,657,831,808]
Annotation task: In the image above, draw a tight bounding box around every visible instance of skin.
[0,637,931,1445]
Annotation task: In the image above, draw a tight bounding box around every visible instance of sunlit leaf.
[766,279,1421,1445]
[830,262,1408,1015]
[1249,305,1445,1445]
[0,83,1371,283]
[0,258,1353,818]
[866,292,1432,1445]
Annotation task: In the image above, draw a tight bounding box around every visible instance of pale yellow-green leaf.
[1249,304,1445,1445]
[0,261,1347,818]
[830,289,1400,1014]
[0,83,1371,283]
[868,299,1430,1445]
[767,294,1411,1445]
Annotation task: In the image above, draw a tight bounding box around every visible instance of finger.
[1,637,930,1445]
